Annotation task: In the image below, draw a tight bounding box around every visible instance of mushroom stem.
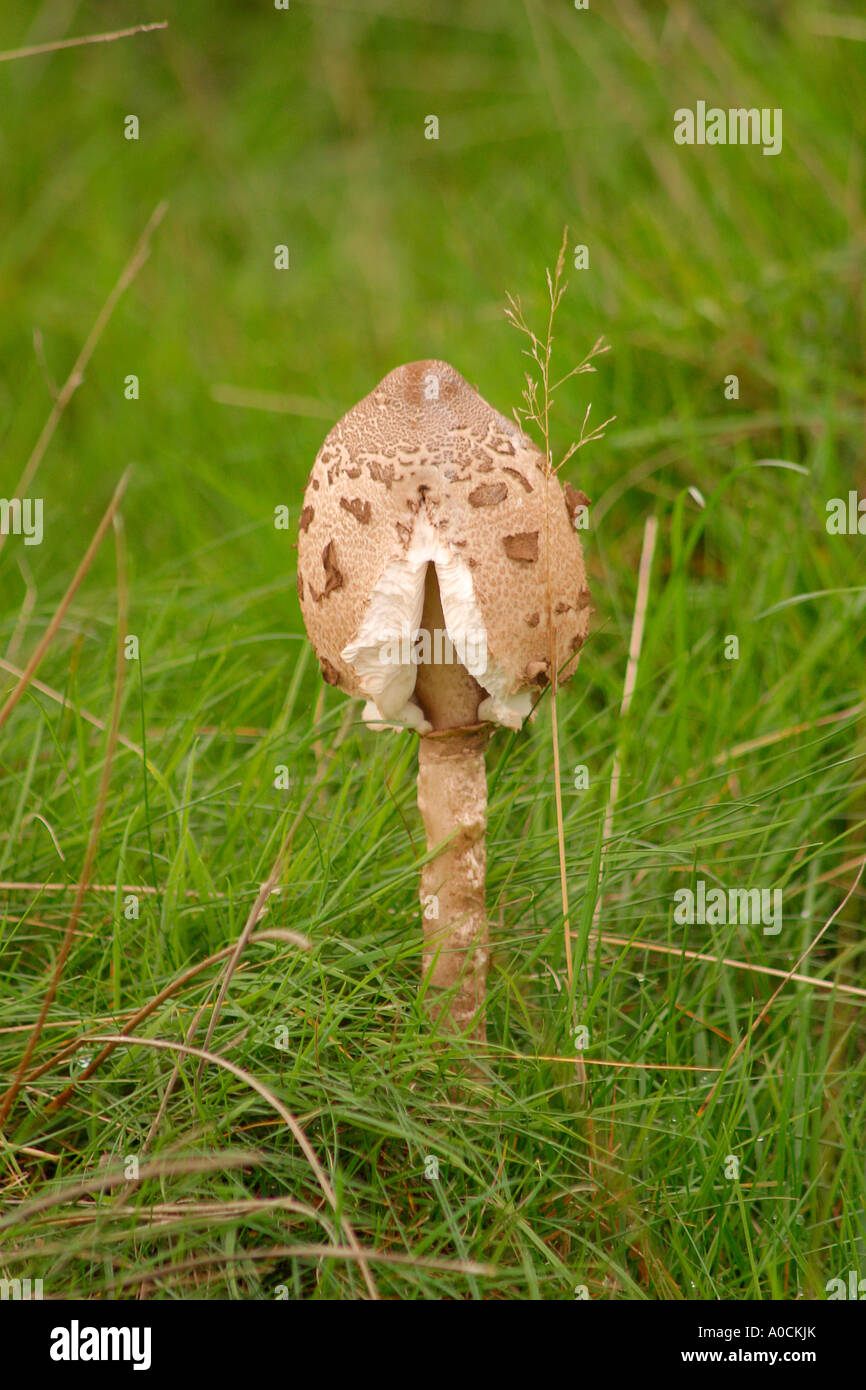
[417,729,488,1042]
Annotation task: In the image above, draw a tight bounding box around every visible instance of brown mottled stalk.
[414,565,489,1042]
[417,731,488,1041]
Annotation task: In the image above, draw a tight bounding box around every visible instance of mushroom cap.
[296,360,591,731]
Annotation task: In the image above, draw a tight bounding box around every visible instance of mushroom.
[297,361,591,1047]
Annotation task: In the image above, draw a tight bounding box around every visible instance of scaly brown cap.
[296,361,591,731]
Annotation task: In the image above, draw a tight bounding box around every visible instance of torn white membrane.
[341,514,532,732]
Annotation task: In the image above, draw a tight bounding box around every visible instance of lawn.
[0,0,864,1300]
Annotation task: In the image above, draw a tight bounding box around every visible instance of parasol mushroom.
[296,361,591,1047]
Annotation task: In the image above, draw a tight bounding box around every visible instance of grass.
[0,0,864,1300]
